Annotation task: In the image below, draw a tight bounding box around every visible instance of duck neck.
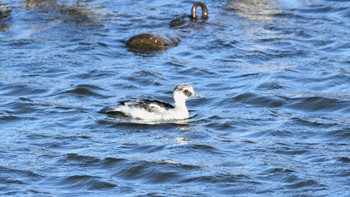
[173,99,187,111]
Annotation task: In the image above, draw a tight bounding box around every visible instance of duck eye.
[183,89,192,97]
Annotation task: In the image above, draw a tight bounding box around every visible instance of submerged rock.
[0,3,11,18]
[25,0,58,10]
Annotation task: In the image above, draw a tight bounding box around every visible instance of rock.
[126,33,180,51]
[0,3,11,18]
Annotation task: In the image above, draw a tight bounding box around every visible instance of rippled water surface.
[1,0,350,196]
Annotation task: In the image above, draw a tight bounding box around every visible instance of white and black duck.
[101,84,201,121]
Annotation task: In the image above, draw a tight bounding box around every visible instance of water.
[1,0,350,196]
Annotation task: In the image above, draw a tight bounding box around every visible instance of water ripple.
[1,0,350,196]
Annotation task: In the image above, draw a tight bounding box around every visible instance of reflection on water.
[0,17,10,31]
[0,22,9,31]
[228,0,280,22]
[105,114,190,125]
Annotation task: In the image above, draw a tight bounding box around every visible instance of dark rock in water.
[25,0,58,10]
[126,33,180,51]
[126,33,167,51]
[170,17,188,28]
[0,4,11,18]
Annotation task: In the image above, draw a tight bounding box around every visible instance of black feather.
[119,99,174,113]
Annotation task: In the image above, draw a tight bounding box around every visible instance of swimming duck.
[101,84,201,121]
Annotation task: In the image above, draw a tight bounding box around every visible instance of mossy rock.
[126,33,179,51]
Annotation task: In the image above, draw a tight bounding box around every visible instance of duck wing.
[120,99,174,113]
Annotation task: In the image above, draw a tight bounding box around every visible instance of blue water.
[1,0,350,196]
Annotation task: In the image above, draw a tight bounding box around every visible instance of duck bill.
[192,93,202,98]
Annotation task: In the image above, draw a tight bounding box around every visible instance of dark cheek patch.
[184,90,192,97]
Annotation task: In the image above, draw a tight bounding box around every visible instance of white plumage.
[101,84,201,121]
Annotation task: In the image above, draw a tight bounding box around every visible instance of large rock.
[126,33,180,51]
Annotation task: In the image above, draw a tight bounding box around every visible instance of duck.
[101,84,201,121]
